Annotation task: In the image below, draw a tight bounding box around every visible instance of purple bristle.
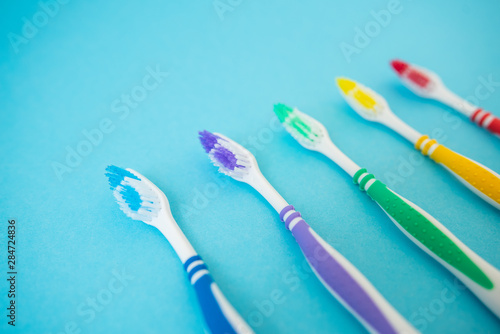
[198,130,219,153]
[212,146,243,171]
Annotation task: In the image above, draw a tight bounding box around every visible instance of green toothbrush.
[274,103,500,318]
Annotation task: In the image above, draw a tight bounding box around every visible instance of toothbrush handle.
[415,135,500,209]
[183,255,254,334]
[279,206,417,334]
[470,109,500,137]
[354,168,500,318]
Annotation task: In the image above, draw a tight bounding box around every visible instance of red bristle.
[391,60,409,75]
[407,69,430,88]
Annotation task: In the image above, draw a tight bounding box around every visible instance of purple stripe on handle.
[285,212,302,230]
[291,220,397,334]
[279,205,294,221]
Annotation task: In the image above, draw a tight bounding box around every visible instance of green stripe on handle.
[353,168,493,290]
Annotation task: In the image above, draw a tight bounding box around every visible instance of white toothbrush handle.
[438,88,500,138]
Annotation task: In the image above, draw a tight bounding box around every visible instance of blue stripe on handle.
[188,264,208,281]
[193,274,237,334]
[184,255,202,271]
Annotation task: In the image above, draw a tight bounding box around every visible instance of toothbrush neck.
[382,114,422,145]
[251,176,289,214]
[435,86,477,117]
[320,140,361,177]
[157,216,197,263]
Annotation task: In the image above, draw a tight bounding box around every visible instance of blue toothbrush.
[105,165,253,334]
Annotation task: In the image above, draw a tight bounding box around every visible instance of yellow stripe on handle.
[416,135,500,208]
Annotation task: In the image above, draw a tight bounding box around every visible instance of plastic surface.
[353,168,500,318]
[415,135,500,209]
[184,255,253,334]
[280,206,417,334]
[354,169,492,288]
[471,109,500,137]
[487,117,500,136]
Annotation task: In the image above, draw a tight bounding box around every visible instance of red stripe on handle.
[470,108,483,123]
[486,116,500,136]
[478,112,491,127]
[470,108,500,136]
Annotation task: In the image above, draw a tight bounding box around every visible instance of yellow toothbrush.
[336,77,500,210]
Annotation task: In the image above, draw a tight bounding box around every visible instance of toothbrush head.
[199,130,258,183]
[273,103,327,150]
[390,59,409,75]
[390,59,441,98]
[105,165,166,226]
[336,77,393,123]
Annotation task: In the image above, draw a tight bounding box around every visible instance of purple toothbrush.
[199,130,417,334]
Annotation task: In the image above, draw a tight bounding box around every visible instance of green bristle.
[273,103,294,123]
[274,103,317,141]
[289,117,312,140]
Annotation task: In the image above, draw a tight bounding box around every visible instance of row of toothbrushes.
[105,60,500,334]
[345,59,500,210]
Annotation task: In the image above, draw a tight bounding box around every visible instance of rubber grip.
[280,206,417,334]
[184,255,253,334]
[415,135,500,209]
[354,168,500,318]
[486,117,500,136]
[354,168,492,289]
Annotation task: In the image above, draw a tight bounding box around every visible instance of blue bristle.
[105,165,143,212]
[105,165,161,222]
[105,165,139,190]
[120,184,142,212]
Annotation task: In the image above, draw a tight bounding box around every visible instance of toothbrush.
[273,103,500,318]
[105,165,254,334]
[336,77,500,210]
[199,130,418,334]
[390,59,500,138]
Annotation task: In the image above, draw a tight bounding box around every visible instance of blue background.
[1,0,499,333]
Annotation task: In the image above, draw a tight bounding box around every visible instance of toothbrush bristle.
[391,59,431,89]
[212,145,245,170]
[407,68,430,88]
[199,130,219,153]
[105,165,161,222]
[336,77,389,121]
[199,130,252,179]
[274,103,294,123]
[390,60,409,75]
[274,104,323,147]
[106,165,139,188]
[336,77,356,94]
